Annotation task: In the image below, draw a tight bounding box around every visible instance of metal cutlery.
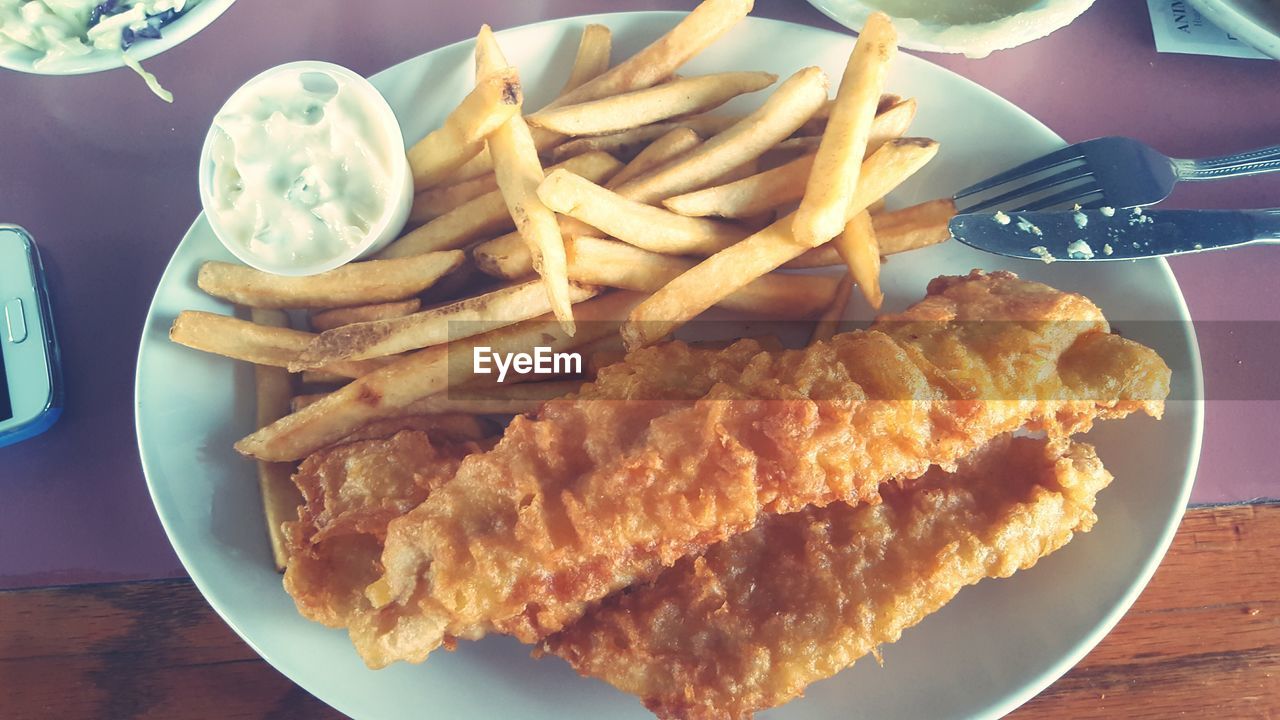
[949,207,1280,261]
[953,138,1280,214]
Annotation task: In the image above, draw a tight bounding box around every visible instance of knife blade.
[949,208,1280,262]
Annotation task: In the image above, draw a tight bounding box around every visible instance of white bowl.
[0,0,237,75]
[806,0,1096,57]
[197,60,413,277]
[1188,0,1280,59]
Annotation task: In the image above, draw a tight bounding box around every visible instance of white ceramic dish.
[1188,0,1280,60]
[197,60,414,276]
[135,12,1203,720]
[806,0,1095,57]
[0,0,236,75]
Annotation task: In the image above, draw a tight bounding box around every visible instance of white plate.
[0,0,237,75]
[135,12,1203,720]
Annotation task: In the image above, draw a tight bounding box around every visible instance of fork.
[954,137,1280,214]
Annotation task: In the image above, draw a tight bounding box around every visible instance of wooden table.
[2,503,1276,719]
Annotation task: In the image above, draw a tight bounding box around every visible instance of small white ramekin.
[197,60,413,276]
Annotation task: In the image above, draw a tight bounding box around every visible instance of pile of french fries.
[167,0,958,568]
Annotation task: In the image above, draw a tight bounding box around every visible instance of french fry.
[783,244,842,269]
[664,153,813,218]
[796,92,902,136]
[437,22,613,187]
[621,137,939,349]
[529,71,777,136]
[468,216,596,282]
[250,308,300,573]
[290,393,325,413]
[196,253,465,309]
[560,24,612,94]
[332,413,494,446]
[429,378,588,408]
[407,69,523,190]
[663,99,917,218]
[478,195,952,277]
[557,215,600,240]
[566,236,839,317]
[606,127,703,189]
[550,114,739,162]
[292,379,584,415]
[707,155,758,187]
[235,292,643,462]
[537,169,746,255]
[450,0,747,184]
[618,225,799,351]
[409,174,500,225]
[300,370,349,386]
[834,210,883,309]
[477,25,577,335]
[169,311,391,378]
[309,300,422,332]
[438,125,567,185]
[612,66,829,204]
[447,148,498,185]
[294,280,601,369]
[872,196,955,251]
[473,231,538,279]
[808,272,854,345]
[793,12,897,247]
[756,137,817,171]
[379,151,622,259]
[767,135,822,156]
[549,0,755,108]
[418,259,491,305]
[876,92,903,114]
[784,197,955,267]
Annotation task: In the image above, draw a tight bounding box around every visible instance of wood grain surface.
[2,503,1277,720]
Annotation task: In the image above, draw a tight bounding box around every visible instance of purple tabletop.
[1,0,1278,590]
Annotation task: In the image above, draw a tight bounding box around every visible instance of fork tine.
[959,163,1094,214]
[953,144,1087,200]
[1017,183,1102,212]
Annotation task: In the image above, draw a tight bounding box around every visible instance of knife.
[949,208,1280,262]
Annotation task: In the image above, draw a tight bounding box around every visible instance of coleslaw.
[0,0,200,101]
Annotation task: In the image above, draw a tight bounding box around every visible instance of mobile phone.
[0,225,63,448]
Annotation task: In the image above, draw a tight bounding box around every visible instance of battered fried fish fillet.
[543,435,1112,720]
[358,271,1169,667]
[283,430,480,629]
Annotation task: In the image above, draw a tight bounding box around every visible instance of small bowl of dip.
[198,60,413,276]
[806,0,1097,58]
[0,0,238,100]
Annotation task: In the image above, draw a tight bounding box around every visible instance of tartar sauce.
[206,67,399,268]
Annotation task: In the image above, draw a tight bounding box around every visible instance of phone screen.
[0,341,11,421]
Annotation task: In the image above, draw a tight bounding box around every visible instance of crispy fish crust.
[359,271,1170,667]
[543,435,1113,719]
[282,430,479,629]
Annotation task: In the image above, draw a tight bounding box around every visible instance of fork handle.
[1174,144,1280,181]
